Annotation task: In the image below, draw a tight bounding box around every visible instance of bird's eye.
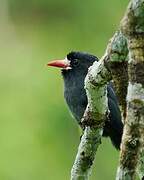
[72,59,79,66]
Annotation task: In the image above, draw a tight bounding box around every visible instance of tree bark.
[71,0,144,179]
[116,0,144,179]
[71,59,111,180]
[71,31,128,179]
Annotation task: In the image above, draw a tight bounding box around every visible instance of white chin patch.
[65,67,72,70]
[64,57,72,70]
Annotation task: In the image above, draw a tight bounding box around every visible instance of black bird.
[48,51,123,149]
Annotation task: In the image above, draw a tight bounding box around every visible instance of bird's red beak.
[47,59,71,69]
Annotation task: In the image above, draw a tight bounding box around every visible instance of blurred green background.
[0,0,129,179]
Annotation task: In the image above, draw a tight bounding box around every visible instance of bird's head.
[47,51,98,76]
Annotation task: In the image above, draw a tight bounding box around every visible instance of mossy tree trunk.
[116,0,144,179]
[71,0,144,179]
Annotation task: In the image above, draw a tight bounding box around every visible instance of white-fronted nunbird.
[47,51,123,149]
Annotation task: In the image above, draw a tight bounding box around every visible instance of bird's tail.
[103,85,123,150]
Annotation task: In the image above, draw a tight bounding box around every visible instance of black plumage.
[62,52,123,149]
[48,51,123,149]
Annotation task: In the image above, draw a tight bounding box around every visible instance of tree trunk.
[71,0,144,179]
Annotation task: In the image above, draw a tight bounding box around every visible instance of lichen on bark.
[71,32,128,179]
[71,60,111,180]
[71,0,144,179]
[116,0,144,179]
[104,31,128,122]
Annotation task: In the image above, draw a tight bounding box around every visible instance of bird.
[47,51,123,149]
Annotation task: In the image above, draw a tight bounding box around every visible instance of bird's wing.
[103,84,123,149]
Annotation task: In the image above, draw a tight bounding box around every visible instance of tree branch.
[71,59,111,180]
[71,0,144,179]
[71,31,128,179]
[116,0,144,179]
[105,31,128,122]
